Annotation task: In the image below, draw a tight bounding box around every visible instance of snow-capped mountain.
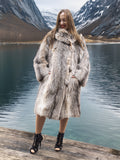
[74,0,120,38]
[90,0,120,37]
[41,9,60,29]
[74,0,112,30]
[0,0,48,30]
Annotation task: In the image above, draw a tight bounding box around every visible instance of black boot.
[54,132,64,152]
[30,133,43,154]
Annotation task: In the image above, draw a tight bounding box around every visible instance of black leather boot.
[30,133,43,154]
[54,132,64,152]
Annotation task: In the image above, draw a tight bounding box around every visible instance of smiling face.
[59,12,68,30]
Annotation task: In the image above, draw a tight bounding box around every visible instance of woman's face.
[59,12,68,30]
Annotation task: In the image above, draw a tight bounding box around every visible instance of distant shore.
[0,37,120,45]
[85,36,120,43]
[0,41,41,45]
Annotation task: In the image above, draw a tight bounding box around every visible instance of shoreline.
[85,38,120,44]
[0,38,120,45]
[0,41,41,45]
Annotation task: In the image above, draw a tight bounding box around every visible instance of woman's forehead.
[60,12,65,16]
[60,12,66,18]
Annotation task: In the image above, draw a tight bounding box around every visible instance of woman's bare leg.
[55,118,68,151]
[59,118,68,133]
[35,115,46,134]
[30,115,46,154]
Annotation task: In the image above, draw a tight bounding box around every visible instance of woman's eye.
[59,18,66,23]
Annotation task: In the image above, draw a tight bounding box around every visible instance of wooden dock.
[0,127,120,160]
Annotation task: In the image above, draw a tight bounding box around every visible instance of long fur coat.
[33,29,90,120]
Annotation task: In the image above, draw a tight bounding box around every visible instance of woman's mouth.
[60,25,66,28]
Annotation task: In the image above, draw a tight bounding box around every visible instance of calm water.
[0,43,120,150]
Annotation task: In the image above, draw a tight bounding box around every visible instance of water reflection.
[0,44,39,113]
[87,44,120,113]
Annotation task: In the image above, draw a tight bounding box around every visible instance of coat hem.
[34,112,81,120]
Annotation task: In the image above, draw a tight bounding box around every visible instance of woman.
[30,9,90,154]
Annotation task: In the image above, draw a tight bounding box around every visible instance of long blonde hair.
[45,9,84,49]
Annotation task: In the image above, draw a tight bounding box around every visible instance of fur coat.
[33,29,90,120]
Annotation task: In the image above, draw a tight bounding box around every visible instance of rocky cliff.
[74,0,120,38]
[0,0,49,42]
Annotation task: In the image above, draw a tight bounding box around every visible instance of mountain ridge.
[0,0,48,30]
[0,0,49,42]
[74,0,120,38]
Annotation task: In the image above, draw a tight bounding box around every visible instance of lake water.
[0,43,120,150]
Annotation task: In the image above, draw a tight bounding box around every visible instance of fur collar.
[55,29,76,45]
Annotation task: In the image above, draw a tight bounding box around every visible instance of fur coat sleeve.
[33,37,50,81]
[74,35,90,87]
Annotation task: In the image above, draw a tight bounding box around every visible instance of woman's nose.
[60,20,64,25]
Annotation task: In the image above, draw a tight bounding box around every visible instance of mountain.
[74,0,110,30]
[0,0,49,42]
[74,0,120,38]
[41,9,59,29]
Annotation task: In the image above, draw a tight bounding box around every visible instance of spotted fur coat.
[33,29,90,120]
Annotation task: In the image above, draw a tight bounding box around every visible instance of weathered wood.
[0,127,120,160]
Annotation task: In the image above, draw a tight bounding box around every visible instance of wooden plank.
[0,127,120,160]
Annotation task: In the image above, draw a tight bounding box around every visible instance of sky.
[34,0,89,12]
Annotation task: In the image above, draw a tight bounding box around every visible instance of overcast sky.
[34,0,89,12]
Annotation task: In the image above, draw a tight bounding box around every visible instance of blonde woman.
[30,9,90,154]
